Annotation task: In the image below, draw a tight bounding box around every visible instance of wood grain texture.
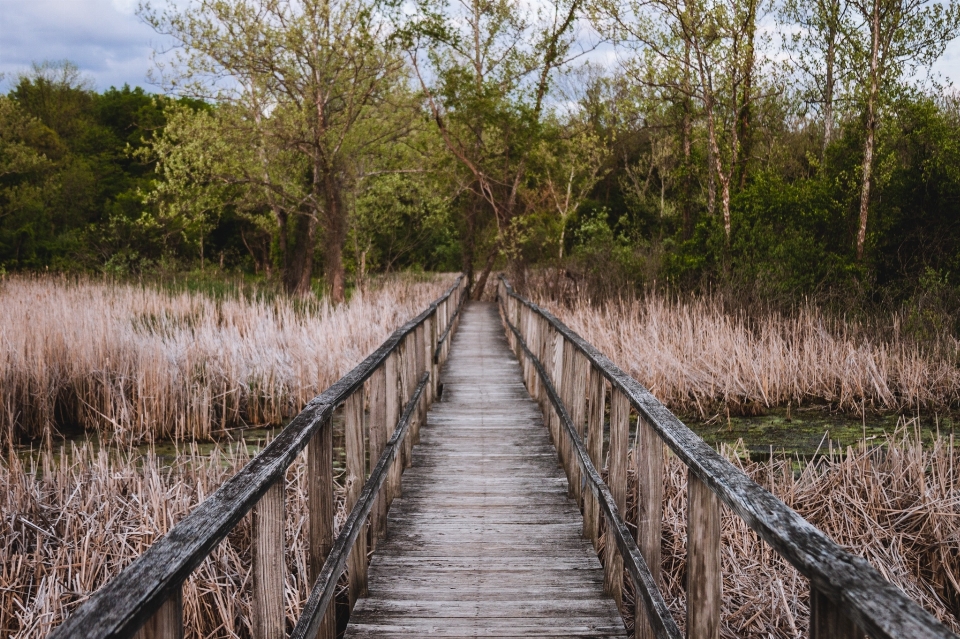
[253,480,285,639]
[635,413,665,639]
[605,388,629,608]
[291,372,431,639]
[686,471,720,639]
[308,425,337,639]
[498,276,957,639]
[132,587,181,639]
[810,587,866,639]
[346,302,626,639]
[345,389,368,606]
[568,346,588,508]
[368,366,388,546]
[584,365,604,550]
[386,351,401,506]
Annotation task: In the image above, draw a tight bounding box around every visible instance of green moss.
[685,407,955,459]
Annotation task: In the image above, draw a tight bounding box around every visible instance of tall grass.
[0,274,453,447]
[531,290,960,415]
[0,441,344,639]
[607,423,960,637]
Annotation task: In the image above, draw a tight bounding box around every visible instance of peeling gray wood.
[346,303,626,639]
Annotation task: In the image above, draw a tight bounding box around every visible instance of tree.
[595,0,770,242]
[534,124,608,261]
[843,0,960,261]
[141,0,408,300]
[781,0,854,154]
[399,0,588,296]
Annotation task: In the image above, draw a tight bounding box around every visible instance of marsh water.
[14,404,956,468]
[685,406,956,459]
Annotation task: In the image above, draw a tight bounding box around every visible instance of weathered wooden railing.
[48,275,468,639]
[497,276,957,639]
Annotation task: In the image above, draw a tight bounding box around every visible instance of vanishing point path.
[346,302,627,638]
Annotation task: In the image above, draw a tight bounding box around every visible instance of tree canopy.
[2,0,960,315]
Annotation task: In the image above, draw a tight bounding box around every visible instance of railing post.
[345,389,368,606]
[635,412,664,639]
[400,334,415,469]
[521,306,533,390]
[386,351,402,503]
[133,587,182,639]
[414,323,426,444]
[687,471,721,639]
[604,388,629,608]
[307,419,335,639]
[569,350,588,509]
[253,479,285,639]
[427,313,438,398]
[528,311,541,400]
[584,366,604,550]
[558,338,576,495]
[368,366,388,546]
[544,324,560,448]
[810,587,865,639]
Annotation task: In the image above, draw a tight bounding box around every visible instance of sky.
[0,0,174,92]
[2,0,960,94]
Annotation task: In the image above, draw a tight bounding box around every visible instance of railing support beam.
[133,588,182,639]
[253,479,285,639]
[811,587,865,639]
[687,471,721,639]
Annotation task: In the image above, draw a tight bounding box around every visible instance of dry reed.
[0,441,348,639]
[603,421,960,637]
[531,291,960,414]
[0,274,453,447]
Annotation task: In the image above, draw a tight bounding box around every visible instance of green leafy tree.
[141,0,409,300]
[844,0,960,261]
[399,0,587,295]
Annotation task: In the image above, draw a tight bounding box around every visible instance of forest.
[0,0,958,314]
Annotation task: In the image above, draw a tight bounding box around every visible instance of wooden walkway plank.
[346,302,627,638]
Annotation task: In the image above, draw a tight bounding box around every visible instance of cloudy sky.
[0,0,174,91]
[2,0,960,93]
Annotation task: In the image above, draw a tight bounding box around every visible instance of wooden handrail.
[497,276,956,639]
[502,310,682,639]
[434,282,467,364]
[290,371,430,639]
[48,275,467,639]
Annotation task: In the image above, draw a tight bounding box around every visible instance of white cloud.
[0,0,174,91]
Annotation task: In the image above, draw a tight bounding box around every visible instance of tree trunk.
[461,192,479,294]
[282,210,318,296]
[823,2,838,156]
[323,169,347,303]
[736,0,757,190]
[473,242,499,301]
[857,0,880,262]
[681,43,694,240]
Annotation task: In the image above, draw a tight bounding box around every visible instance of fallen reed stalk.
[0,273,453,447]
[530,289,960,415]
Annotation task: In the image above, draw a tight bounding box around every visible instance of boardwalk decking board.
[346,302,627,639]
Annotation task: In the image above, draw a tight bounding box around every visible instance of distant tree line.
[2,0,960,314]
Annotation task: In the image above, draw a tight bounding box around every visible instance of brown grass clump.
[0,273,453,447]
[605,423,960,637]
[0,441,348,639]
[530,290,960,414]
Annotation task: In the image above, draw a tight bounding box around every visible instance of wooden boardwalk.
[346,302,627,638]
